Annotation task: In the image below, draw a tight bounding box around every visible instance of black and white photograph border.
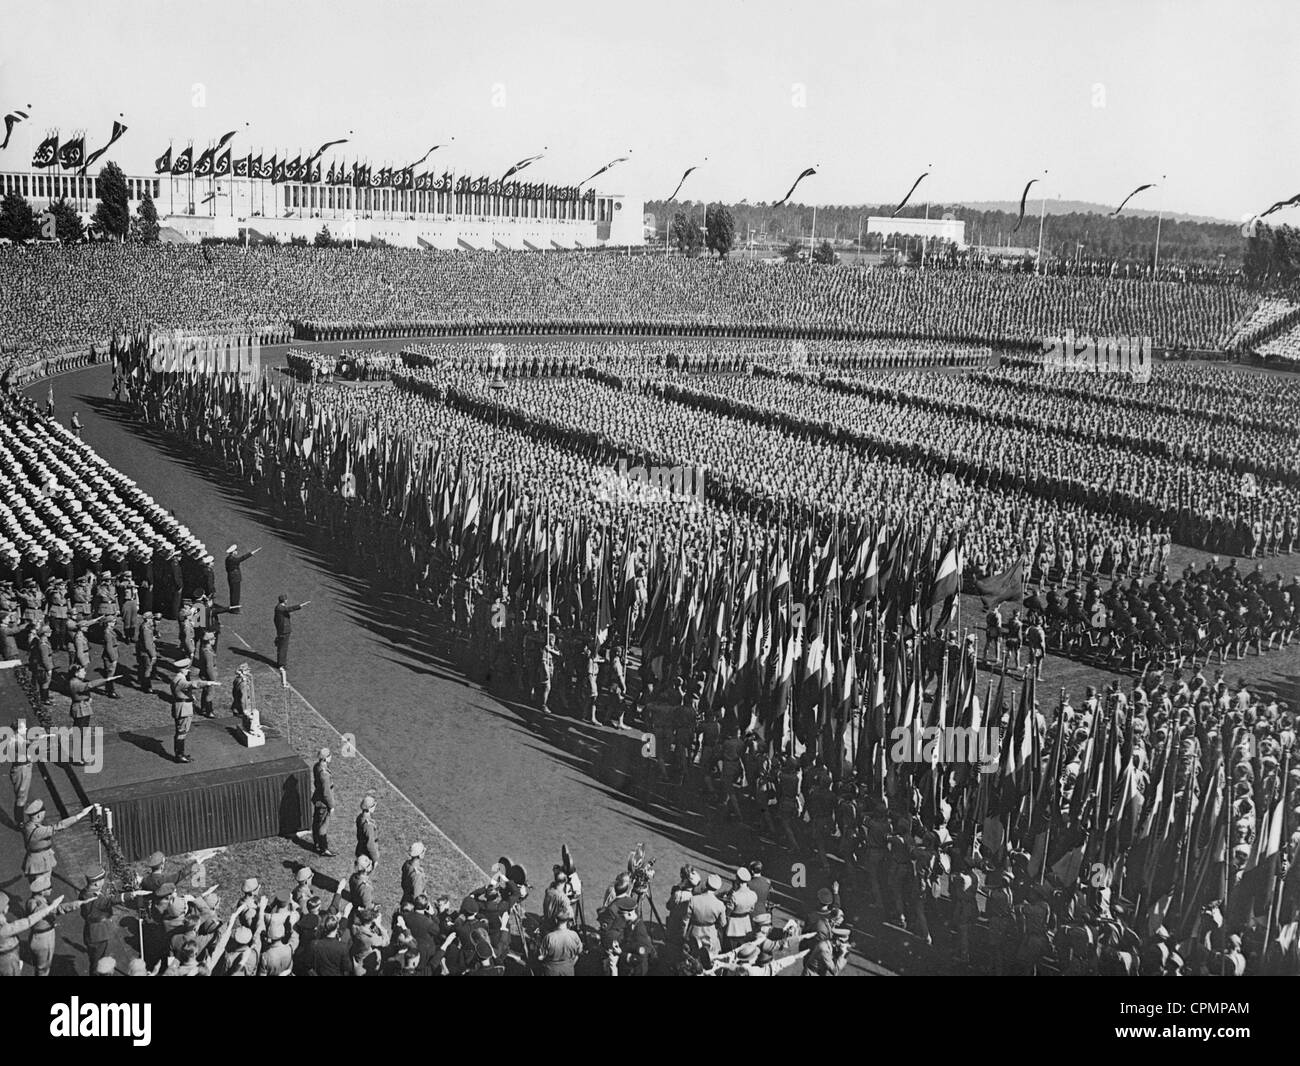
[0,0,1298,1019]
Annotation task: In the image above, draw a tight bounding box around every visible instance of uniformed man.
[534,627,557,714]
[67,616,92,672]
[581,640,601,725]
[17,577,43,631]
[292,866,316,912]
[45,578,68,651]
[99,617,122,699]
[219,924,261,977]
[686,873,727,958]
[311,747,336,857]
[736,860,768,926]
[724,868,758,951]
[984,606,1002,662]
[225,545,260,611]
[25,872,63,976]
[536,911,583,976]
[273,593,310,686]
[231,661,256,726]
[79,865,147,974]
[22,798,94,890]
[138,851,170,897]
[170,665,219,763]
[775,755,803,852]
[0,608,21,663]
[9,721,33,824]
[806,768,837,871]
[27,621,53,705]
[402,842,427,906]
[1005,609,1024,670]
[0,889,65,978]
[68,663,116,764]
[606,642,628,728]
[117,573,139,642]
[134,611,158,693]
[177,598,196,661]
[718,724,745,821]
[69,574,92,625]
[348,856,375,916]
[355,795,379,869]
[196,630,218,717]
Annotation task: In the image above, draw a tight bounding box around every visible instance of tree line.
[0,162,158,244]
[646,198,1248,269]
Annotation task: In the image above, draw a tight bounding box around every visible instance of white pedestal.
[237,728,266,748]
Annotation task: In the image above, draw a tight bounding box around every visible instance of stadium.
[1,0,1299,1011]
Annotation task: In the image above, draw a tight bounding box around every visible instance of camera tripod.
[630,881,664,927]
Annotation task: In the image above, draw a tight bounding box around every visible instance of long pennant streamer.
[581,151,631,187]
[891,171,929,217]
[1013,177,1039,233]
[666,164,700,202]
[773,166,817,207]
[1111,182,1156,217]
[80,119,129,174]
[1,106,30,151]
[501,149,546,182]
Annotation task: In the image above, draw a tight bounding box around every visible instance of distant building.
[866,215,966,249]
[0,168,643,249]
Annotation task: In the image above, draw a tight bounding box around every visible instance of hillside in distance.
[958,199,1233,225]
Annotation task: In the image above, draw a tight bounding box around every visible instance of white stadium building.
[865,214,967,249]
[0,168,644,250]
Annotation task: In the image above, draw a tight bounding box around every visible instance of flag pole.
[1036,189,1047,274]
[1262,745,1291,969]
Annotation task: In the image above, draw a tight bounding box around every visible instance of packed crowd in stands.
[0,245,1272,375]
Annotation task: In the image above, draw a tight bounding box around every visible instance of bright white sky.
[2,0,1296,221]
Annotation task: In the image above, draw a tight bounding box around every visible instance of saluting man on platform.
[170,664,220,763]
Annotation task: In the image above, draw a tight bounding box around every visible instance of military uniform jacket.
[355,813,378,864]
[197,644,217,680]
[80,886,117,944]
[312,761,334,809]
[401,857,426,902]
[101,625,119,663]
[170,677,198,718]
[68,677,94,719]
[29,638,53,672]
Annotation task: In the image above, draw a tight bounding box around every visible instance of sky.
[1,0,1297,221]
